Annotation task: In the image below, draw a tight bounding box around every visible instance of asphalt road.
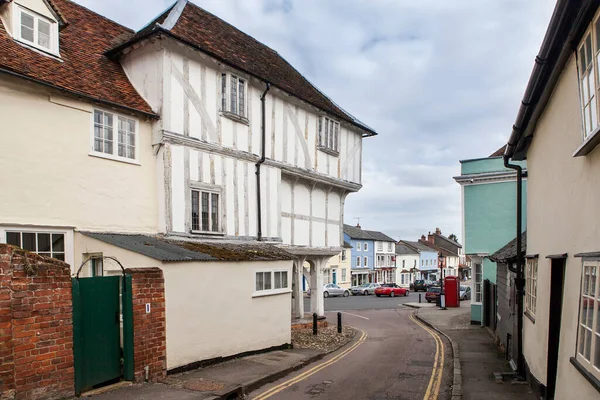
[303,291,431,311]
[248,308,452,400]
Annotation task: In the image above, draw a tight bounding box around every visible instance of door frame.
[546,257,566,399]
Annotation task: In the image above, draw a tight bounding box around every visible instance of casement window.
[388,243,393,252]
[88,254,103,277]
[475,263,483,302]
[318,116,340,154]
[221,72,247,118]
[92,110,138,163]
[575,261,600,379]
[356,242,361,251]
[255,270,289,296]
[341,269,347,282]
[191,189,220,233]
[363,256,368,268]
[356,256,361,268]
[364,243,368,251]
[525,258,538,317]
[578,23,600,139]
[5,231,65,261]
[377,242,383,251]
[14,5,59,55]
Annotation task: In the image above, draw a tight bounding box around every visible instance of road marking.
[252,328,368,400]
[336,311,369,320]
[409,312,445,400]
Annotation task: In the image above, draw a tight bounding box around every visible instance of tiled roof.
[489,232,527,263]
[110,0,376,135]
[395,242,419,255]
[399,240,438,254]
[432,232,462,249]
[0,0,155,116]
[343,224,395,242]
[489,145,507,157]
[81,232,293,262]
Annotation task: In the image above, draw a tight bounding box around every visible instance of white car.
[307,283,350,298]
[459,285,472,300]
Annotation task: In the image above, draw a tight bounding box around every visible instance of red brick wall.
[126,268,166,382]
[0,245,74,400]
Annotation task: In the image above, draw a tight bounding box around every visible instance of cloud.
[76,0,555,243]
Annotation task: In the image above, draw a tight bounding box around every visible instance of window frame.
[220,71,248,121]
[253,269,290,297]
[575,260,600,380]
[377,242,383,251]
[318,116,340,155]
[356,256,361,268]
[190,184,223,235]
[364,243,368,251]
[356,242,361,251]
[90,109,140,165]
[525,258,538,318]
[363,256,368,268]
[13,4,59,56]
[474,263,483,303]
[0,226,73,267]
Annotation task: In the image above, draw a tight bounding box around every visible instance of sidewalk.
[415,304,535,400]
[85,348,324,400]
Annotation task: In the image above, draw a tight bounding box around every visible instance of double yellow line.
[409,312,445,400]
[252,329,368,400]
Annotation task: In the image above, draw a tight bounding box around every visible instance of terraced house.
[0,0,374,393]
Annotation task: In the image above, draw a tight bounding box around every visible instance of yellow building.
[324,241,353,288]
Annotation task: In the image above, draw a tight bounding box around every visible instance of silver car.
[350,283,380,296]
[307,283,349,297]
[459,285,472,300]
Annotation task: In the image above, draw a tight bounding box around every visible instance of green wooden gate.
[72,271,134,395]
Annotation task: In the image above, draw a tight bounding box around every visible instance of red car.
[425,286,441,303]
[375,283,409,297]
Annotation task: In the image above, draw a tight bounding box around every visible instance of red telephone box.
[444,276,460,307]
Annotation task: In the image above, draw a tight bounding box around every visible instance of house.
[343,224,395,284]
[323,241,353,288]
[372,232,396,283]
[398,240,439,281]
[395,241,420,287]
[0,0,374,380]
[421,229,461,278]
[489,232,527,369]
[501,2,600,398]
[453,149,527,326]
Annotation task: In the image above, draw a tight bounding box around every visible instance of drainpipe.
[503,155,525,379]
[256,82,271,241]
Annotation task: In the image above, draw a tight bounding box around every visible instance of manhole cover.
[183,379,226,392]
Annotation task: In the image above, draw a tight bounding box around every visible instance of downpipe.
[503,155,526,380]
[256,82,271,241]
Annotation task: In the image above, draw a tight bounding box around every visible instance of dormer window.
[14,5,58,55]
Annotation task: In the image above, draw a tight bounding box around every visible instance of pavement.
[415,302,536,400]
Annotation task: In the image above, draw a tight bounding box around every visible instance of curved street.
[249,308,453,400]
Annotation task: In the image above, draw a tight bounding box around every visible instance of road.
[248,307,452,400]
[303,291,431,311]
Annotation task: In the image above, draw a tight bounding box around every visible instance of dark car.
[413,280,429,292]
[425,286,441,303]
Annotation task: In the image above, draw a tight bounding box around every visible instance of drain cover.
[183,379,226,392]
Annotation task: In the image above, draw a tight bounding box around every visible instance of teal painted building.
[454,151,526,324]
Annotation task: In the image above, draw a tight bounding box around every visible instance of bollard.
[419,293,422,303]
[313,312,318,335]
[337,312,342,333]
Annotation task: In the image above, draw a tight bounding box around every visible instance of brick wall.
[126,268,166,382]
[0,245,74,400]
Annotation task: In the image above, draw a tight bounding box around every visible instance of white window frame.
[356,256,361,268]
[253,269,290,297]
[388,242,393,252]
[363,256,368,268]
[341,268,347,282]
[575,260,600,379]
[0,226,74,269]
[221,72,248,119]
[577,18,600,141]
[318,116,340,154]
[13,4,59,56]
[190,184,222,234]
[364,243,368,251]
[356,242,361,251]
[90,109,139,165]
[341,250,347,261]
[377,242,383,251]
[525,258,538,317]
[474,263,483,303]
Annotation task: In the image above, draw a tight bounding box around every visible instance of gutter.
[0,67,159,120]
[256,82,271,241]
[503,156,526,380]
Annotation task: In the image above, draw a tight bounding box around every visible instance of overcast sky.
[80,0,555,243]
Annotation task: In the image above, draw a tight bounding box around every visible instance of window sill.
[570,357,600,393]
[89,152,140,166]
[524,310,536,323]
[574,125,600,157]
[252,288,292,298]
[190,230,225,237]
[221,111,249,125]
[317,146,339,157]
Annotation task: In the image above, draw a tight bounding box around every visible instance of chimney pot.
[356,223,361,229]
[436,227,441,235]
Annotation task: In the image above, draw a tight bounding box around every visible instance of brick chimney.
[427,231,434,244]
[420,235,426,241]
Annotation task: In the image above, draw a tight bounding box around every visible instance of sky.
[79,0,555,243]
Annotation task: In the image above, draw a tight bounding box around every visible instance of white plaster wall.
[14,0,55,20]
[0,77,158,234]
[121,41,163,117]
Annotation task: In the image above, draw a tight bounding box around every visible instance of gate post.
[122,275,134,381]
[71,278,84,396]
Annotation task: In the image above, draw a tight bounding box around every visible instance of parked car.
[307,283,349,298]
[350,283,380,296]
[459,285,471,300]
[374,283,409,297]
[413,280,433,292]
[425,286,441,303]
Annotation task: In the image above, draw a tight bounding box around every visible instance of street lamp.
[439,251,446,310]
